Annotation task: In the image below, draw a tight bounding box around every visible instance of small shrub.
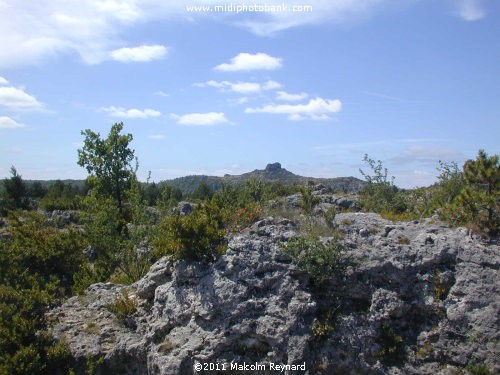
[153,202,226,262]
[312,320,334,339]
[158,339,174,353]
[322,207,337,229]
[359,155,405,214]
[279,236,348,287]
[375,322,404,365]
[433,270,448,301]
[297,184,320,215]
[465,363,492,375]
[85,355,105,375]
[84,322,100,335]
[106,290,137,324]
[225,202,263,232]
[417,341,433,359]
[397,236,411,245]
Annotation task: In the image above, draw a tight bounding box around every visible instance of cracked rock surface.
[49,212,499,374]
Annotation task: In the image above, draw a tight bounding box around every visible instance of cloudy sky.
[0,0,498,187]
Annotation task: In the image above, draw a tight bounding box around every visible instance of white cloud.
[148,134,165,140]
[0,116,25,129]
[101,106,161,118]
[455,0,486,21]
[0,1,443,67]
[276,91,308,101]
[0,76,8,85]
[154,90,169,97]
[214,53,282,72]
[245,97,342,120]
[391,145,462,165]
[110,45,167,62]
[170,112,229,126]
[228,97,249,105]
[0,86,44,110]
[194,80,281,94]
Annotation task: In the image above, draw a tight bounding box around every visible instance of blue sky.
[0,0,498,188]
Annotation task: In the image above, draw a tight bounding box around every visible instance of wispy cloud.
[245,97,342,120]
[363,91,419,104]
[0,86,44,111]
[455,0,486,21]
[276,91,308,102]
[0,116,25,129]
[0,76,8,85]
[110,45,167,62]
[0,1,445,67]
[214,53,282,72]
[391,145,462,165]
[154,90,169,97]
[170,112,230,126]
[101,106,161,118]
[194,80,282,94]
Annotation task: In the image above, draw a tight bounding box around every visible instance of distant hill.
[9,163,365,196]
[165,162,365,195]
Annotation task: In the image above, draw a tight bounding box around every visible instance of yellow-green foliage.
[153,202,227,262]
[359,154,406,214]
[311,320,334,339]
[279,236,348,287]
[106,290,137,323]
[0,212,85,374]
[297,184,320,215]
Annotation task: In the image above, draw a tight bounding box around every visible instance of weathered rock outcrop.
[49,213,499,374]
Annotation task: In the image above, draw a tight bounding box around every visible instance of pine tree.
[2,166,27,209]
[450,150,499,236]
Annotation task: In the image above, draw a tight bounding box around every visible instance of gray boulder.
[48,214,499,374]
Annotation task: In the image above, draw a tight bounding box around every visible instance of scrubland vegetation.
[0,123,498,374]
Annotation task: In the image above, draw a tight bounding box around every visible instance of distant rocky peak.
[265,162,282,173]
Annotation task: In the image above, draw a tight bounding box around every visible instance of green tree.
[359,154,404,213]
[447,150,499,236]
[77,122,137,213]
[2,166,27,210]
[192,181,214,201]
[28,181,47,199]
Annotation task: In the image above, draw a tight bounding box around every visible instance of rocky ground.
[48,200,499,374]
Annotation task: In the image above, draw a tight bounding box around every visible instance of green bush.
[444,150,499,236]
[297,184,320,215]
[359,155,405,214]
[0,212,85,374]
[375,322,404,365]
[153,202,227,262]
[279,236,348,287]
[106,290,137,324]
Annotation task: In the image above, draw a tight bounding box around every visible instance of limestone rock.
[49,213,499,374]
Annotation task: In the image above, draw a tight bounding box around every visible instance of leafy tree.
[2,166,27,210]
[434,161,465,206]
[359,154,405,214]
[192,181,214,201]
[77,122,137,213]
[447,150,499,236]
